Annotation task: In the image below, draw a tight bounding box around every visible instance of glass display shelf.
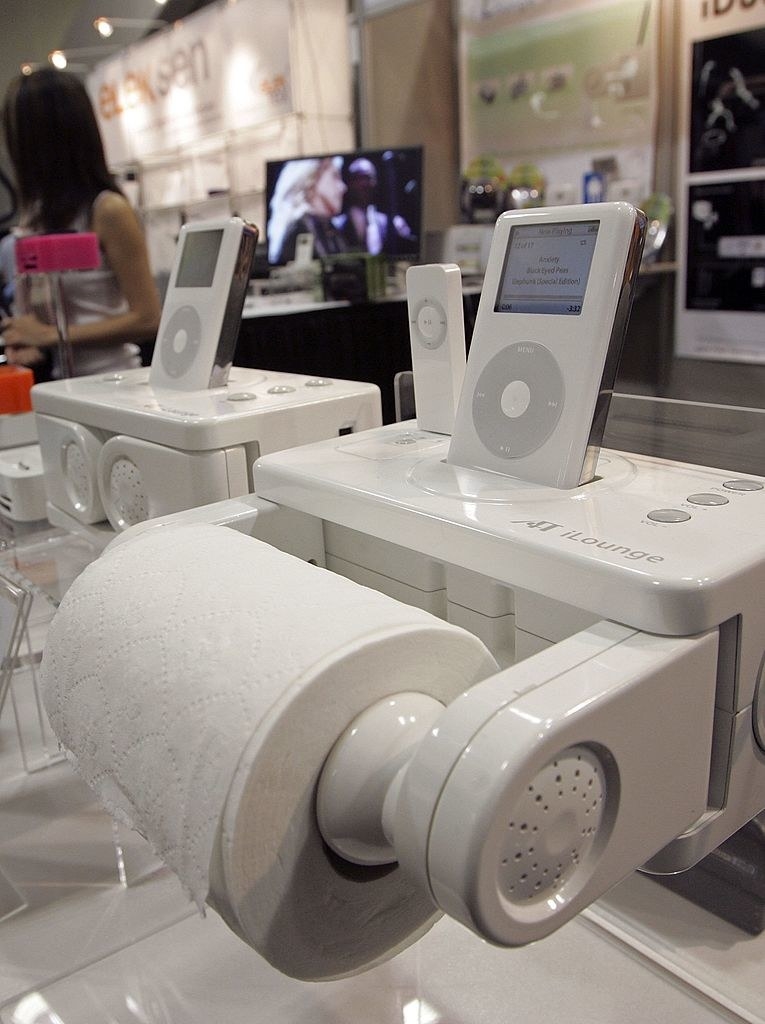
[0,525,195,1000]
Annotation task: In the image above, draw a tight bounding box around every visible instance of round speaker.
[62,441,93,515]
[496,746,607,905]
[426,731,618,947]
[103,454,149,531]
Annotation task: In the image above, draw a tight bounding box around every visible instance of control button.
[393,436,418,446]
[159,305,202,379]
[500,379,531,419]
[723,479,764,492]
[172,328,188,353]
[687,493,729,506]
[305,378,333,387]
[227,392,258,402]
[647,509,691,523]
[267,385,296,394]
[413,300,447,349]
[472,342,565,459]
[102,373,124,382]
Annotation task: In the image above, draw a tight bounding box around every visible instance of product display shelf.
[0,526,103,774]
[585,871,765,1024]
[0,884,746,1024]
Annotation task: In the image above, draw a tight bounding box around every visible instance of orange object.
[0,365,35,414]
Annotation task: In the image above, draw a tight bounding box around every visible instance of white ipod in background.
[448,202,646,488]
[406,263,466,435]
[149,217,258,392]
[294,232,315,266]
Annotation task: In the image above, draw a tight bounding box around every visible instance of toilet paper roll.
[40,523,497,980]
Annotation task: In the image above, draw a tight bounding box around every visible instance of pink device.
[13,233,101,379]
[15,232,101,274]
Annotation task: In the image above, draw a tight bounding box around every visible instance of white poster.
[88,0,292,165]
[676,2,765,363]
[457,0,658,202]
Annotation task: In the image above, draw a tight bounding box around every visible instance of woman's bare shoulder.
[92,190,138,230]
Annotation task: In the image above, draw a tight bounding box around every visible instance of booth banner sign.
[457,0,657,163]
[676,1,765,363]
[88,0,292,164]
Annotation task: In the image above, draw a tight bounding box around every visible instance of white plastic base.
[0,445,47,522]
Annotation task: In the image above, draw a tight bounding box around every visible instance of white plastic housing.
[32,367,382,528]
[0,444,47,522]
[317,621,719,947]
[448,202,646,487]
[32,368,381,453]
[35,414,107,524]
[252,421,765,866]
[406,263,466,435]
[97,435,248,532]
[149,217,257,391]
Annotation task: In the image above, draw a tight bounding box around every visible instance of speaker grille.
[498,745,606,903]
[63,441,92,513]
[108,456,148,529]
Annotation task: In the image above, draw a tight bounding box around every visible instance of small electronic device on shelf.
[448,202,646,488]
[148,217,258,392]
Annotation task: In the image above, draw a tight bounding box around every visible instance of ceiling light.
[92,17,167,37]
[47,45,119,70]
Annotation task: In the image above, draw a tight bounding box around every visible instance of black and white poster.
[677,6,765,363]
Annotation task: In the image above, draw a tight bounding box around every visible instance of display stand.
[0,526,192,997]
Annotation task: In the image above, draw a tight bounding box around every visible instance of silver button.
[687,493,729,506]
[267,385,296,394]
[304,378,333,387]
[723,479,764,492]
[227,392,258,402]
[647,509,691,523]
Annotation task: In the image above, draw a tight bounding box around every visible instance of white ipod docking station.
[252,419,765,878]
[406,263,466,435]
[32,367,382,535]
[448,202,647,488]
[148,217,258,392]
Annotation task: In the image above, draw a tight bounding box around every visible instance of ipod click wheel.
[149,217,258,393]
[448,202,647,489]
[406,263,466,435]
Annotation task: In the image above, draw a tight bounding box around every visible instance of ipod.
[406,263,466,435]
[149,217,258,392]
[294,232,315,266]
[447,202,646,488]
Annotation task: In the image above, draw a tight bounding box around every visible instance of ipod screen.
[175,229,225,288]
[494,220,599,315]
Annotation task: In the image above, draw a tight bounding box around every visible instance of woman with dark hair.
[0,68,161,377]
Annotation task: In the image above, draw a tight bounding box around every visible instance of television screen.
[265,146,423,266]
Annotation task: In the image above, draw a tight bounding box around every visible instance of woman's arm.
[1,191,161,351]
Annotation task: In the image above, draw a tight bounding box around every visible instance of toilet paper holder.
[317,619,721,948]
